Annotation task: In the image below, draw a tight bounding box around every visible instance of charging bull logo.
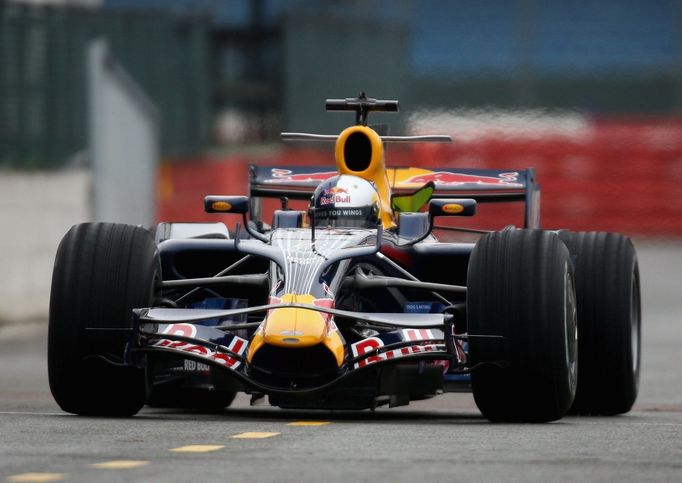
[324,187,349,195]
[404,171,522,187]
[265,169,337,184]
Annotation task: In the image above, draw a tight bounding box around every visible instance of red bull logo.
[265,168,337,184]
[404,171,522,187]
[323,186,349,196]
[320,193,351,205]
[319,186,351,205]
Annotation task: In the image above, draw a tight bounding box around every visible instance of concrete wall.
[0,168,90,322]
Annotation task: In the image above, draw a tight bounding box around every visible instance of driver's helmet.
[311,175,381,228]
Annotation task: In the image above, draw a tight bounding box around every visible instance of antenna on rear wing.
[325,91,399,126]
[283,92,451,143]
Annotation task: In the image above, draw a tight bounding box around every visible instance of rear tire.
[48,223,158,416]
[467,229,578,422]
[558,231,641,415]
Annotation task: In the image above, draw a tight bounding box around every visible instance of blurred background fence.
[0,0,208,168]
[5,0,682,165]
[2,0,682,320]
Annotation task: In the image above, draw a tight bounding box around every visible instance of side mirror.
[204,195,249,214]
[428,198,476,217]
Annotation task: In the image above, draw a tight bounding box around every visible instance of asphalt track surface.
[1,242,681,483]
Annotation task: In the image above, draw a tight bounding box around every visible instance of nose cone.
[246,294,345,372]
[263,305,327,347]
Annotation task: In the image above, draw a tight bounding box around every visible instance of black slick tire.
[558,231,641,415]
[48,223,158,416]
[467,229,578,422]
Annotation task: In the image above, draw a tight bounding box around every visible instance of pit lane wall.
[0,168,90,323]
[159,118,682,237]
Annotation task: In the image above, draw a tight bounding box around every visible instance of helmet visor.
[313,206,378,229]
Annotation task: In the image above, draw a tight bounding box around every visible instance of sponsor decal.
[442,203,464,214]
[184,360,211,372]
[153,323,197,348]
[313,297,334,309]
[351,337,383,367]
[404,171,522,187]
[320,194,351,205]
[152,323,248,369]
[404,301,446,314]
[320,186,351,205]
[211,201,232,212]
[401,328,435,341]
[265,168,337,184]
[350,336,445,369]
[324,187,349,196]
[321,208,364,217]
[405,302,435,313]
[312,297,335,324]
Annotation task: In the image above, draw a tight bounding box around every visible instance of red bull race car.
[48,94,641,422]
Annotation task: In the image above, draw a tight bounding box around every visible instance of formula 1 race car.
[48,94,641,422]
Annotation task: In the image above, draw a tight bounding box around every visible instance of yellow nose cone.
[264,305,327,347]
[246,294,346,367]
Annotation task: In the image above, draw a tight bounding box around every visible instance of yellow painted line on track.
[231,432,280,439]
[169,445,225,453]
[89,460,150,469]
[287,421,331,427]
[6,474,66,482]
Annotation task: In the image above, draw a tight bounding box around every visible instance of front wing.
[129,305,464,395]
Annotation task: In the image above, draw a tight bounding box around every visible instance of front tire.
[48,223,158,416]
[467,229,578,422]
[559,231,641,415]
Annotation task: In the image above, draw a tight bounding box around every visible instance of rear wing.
[248,165,540,228]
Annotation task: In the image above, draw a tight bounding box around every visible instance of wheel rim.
[564,266,578,393]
